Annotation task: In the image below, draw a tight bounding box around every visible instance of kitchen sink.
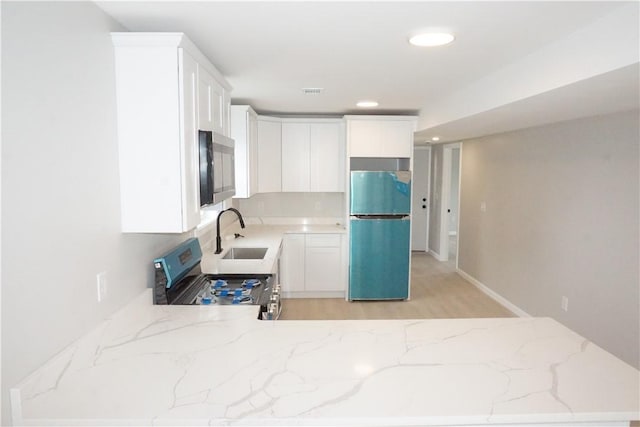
[222,247,268,260]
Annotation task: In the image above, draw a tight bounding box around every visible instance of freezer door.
[350,171,411,214]
[349,218,410,300]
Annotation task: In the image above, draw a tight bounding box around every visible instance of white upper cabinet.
[310,122,344,192]
[210,77,224,135]
[197,66,225,134]
[346,116,416,158]
[281,123,311,191]
[178,51,201,232]
[222,89,231,136]
[230,105,258,198]
[111,33,231,233]
[280,119,344,192]
[197,67,214,131]
[256,117,282,193]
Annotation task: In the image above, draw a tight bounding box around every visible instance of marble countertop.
[11,289,639,426]
[201,223,346,275]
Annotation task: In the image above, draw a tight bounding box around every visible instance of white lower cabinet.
[305,247,343,292]
[282,234,306,293]
[281,233,346,297]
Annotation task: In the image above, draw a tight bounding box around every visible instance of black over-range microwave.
[199,130,235,206]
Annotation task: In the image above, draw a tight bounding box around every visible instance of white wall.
[1,3,193,423]
[237,192,344,220]
[458,110,639,368]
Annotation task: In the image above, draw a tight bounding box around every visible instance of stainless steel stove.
[153,238,281,320]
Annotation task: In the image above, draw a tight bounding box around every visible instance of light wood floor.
[280,251,515,320]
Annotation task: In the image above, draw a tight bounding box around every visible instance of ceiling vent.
[302,87,324,95]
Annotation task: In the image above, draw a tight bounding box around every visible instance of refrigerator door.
[350,171,411,215]
[349,217,410,300]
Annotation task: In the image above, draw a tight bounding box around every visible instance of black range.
[153,238,281,320]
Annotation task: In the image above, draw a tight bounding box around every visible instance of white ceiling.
[96,1,638,139]
[414,63,640,144]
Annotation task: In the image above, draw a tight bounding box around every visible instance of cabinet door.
[309,123,344,192]
[282,234,305,292]
[305,245,344,292]
[257,118,282,193]
[222,88,231,136]
[197,66,225,135]
[178,49,201,231]
[231,106,258,199]
[248,111,259,197]
[230,106,249,198]
[211,78,224,135]
[348,119,414,158]
[197,67,214,131]
[281,123,310,191]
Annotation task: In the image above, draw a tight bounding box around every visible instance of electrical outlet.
[97,272,108,302]
[561,296,569,312]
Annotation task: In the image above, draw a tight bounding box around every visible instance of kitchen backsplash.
[236,192,345,218]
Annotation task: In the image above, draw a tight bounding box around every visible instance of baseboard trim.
[456,269,531,318]
[429,249,447,262]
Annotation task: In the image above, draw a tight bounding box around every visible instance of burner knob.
[267,303,279,320]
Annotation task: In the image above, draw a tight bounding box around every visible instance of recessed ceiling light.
[409,32,455,47]
[356,100,379,108]
[431,136,440,142]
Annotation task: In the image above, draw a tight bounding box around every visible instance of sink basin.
[221,247,268,260]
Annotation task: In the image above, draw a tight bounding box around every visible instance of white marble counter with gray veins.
[11,290,639,426]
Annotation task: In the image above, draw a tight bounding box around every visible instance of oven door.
[206,274,281,320]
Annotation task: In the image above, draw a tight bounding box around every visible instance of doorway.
[411,146,431,251]
[438,143,461,266]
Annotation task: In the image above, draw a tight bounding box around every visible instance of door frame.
[438,142,462,267]
[412,145,431,252]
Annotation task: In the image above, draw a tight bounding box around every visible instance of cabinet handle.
[422,205,426,209]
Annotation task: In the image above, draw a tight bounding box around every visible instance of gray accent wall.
[458,110,639,368]
[449,148,460,234]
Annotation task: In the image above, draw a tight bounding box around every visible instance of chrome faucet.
[215,208,246,254]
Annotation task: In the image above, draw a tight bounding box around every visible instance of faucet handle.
[234,233,245,239]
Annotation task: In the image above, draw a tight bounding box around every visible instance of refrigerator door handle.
[351,214,409,220]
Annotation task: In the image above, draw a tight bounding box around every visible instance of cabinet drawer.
[305,234,341,248]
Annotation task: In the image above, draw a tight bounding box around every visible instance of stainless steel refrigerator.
[349,170,411,300]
